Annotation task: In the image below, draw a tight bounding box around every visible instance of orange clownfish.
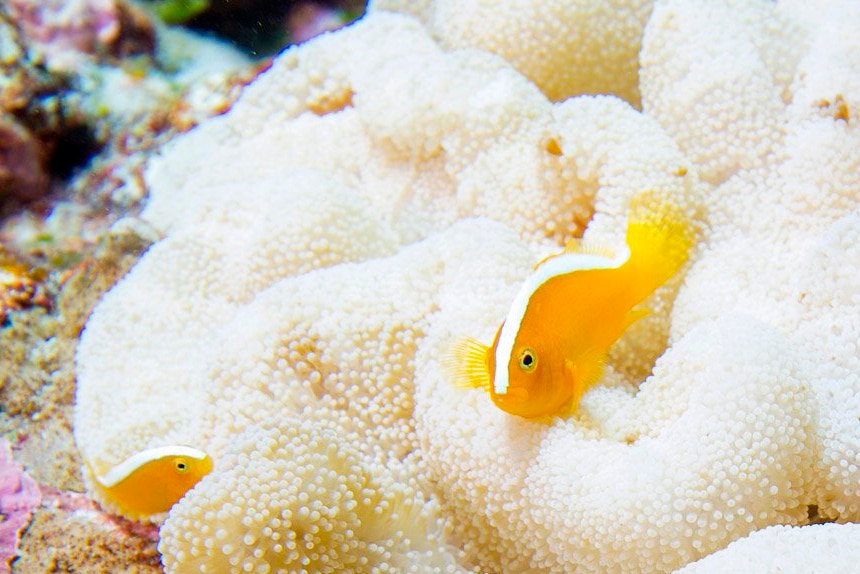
[450,194,694,419]
[89,445,213,519]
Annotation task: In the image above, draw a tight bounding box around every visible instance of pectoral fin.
[564,350,607,413]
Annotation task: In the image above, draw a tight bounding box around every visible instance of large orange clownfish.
[450,193,694,419]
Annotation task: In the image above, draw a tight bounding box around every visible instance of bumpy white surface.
[665,0,860,525]
[75,1,860,572]
[160,416,465,573]
[79,11,700,480]
[372,0,654,105]
[420,306,814,571]
[75,171,398,476]
[676,523,860,573]
[640,0,786,184]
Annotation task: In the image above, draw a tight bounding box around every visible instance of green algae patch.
[154,0,211,25]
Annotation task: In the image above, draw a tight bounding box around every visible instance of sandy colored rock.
[13,489,161,574]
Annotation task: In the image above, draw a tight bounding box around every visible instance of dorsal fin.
[534,238,616,270]
[563,237,616,258]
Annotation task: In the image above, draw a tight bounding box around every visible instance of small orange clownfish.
[450,194,694,419]
[88,445,213,519]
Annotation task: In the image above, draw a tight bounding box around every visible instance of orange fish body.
[89,445,213,519]
[452,195,694,419]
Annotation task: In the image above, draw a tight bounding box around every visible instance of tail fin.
[623,192,695,303]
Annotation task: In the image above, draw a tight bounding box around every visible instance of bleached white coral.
[418,307,814,572]
[372,0,653,105]
[147,12,667,247]
[75,1,860,572]
[639,0,787,185]
[197,219,531,468]
[664,0,860,525]
[74,170,399,492]
[135,217,526,570]
[160,416,464,574]
[676,523,860,573]
[79,9,701,477]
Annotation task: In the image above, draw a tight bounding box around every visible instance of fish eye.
[175,459,189,473]
[518,348,537,372]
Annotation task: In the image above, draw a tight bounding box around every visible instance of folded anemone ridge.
[74,2,860,572]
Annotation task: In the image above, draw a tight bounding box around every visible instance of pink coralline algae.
[5,0,154,71]
[287,3,353,44]
[0,439,41,573]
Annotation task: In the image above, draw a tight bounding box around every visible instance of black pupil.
[177,462,187,471]
[523,354,533,366]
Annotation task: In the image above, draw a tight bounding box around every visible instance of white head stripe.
[493,248,630,395]
[96,445,209,487]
